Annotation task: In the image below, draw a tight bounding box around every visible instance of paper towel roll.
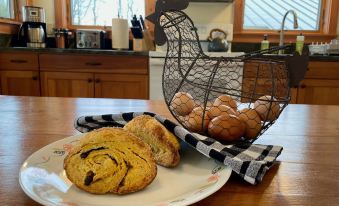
[111,18,129,50]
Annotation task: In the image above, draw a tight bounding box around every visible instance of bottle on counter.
[261,34,270,50]
[296,33,305,55]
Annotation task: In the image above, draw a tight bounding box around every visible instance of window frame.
[0,0,19,22]
[233,0,339,43]
[0,0,31,34]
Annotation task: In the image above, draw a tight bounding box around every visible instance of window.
[0,0,15,19]
[243,0,322,31]
[70,0,145,26]
[234,0,339,43]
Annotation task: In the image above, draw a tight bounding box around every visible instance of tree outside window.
[71,0,145,26]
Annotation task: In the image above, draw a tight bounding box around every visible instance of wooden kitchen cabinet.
[39,53,149,99]
[0,71,40,96]
[41,72,94,97]
[243,60,339,105]
[94,74,148,99]
[40,72,149,99]
[296,79,339,105]
[294,61,339,105]
[0,52,40,96]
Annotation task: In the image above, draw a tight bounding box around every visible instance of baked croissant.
[64,128,157,194]
[124,115,180,167]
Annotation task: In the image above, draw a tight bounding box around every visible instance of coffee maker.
[18,6,47,48]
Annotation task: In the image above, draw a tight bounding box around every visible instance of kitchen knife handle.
[10,59,28,64]
[85,62,102,66]
[140,15,145,30]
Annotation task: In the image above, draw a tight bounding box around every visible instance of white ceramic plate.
[19,134,232,206]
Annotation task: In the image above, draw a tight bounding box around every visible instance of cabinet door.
[297,79,339,105]
[94,74,149,99]
[290,88,298,104]
[0,71,40,96]
[41,72,94,97]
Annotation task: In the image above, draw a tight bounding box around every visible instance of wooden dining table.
[1,95,338,206]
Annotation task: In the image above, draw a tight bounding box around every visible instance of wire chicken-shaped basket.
[147,1,309,143]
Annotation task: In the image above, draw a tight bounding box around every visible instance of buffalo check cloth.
[75,112,283,185]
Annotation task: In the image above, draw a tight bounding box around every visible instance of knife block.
[133,38,147,51]
[133,30,155,51]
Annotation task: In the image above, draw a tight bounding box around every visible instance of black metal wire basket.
[147,5,308,143]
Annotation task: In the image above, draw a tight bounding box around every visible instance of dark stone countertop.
[308,54,339,62]
[262,53,339,62]
[0,47,149,56]
[2,47,339,61]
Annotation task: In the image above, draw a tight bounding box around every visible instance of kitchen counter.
[1,95,339,205]
[3,47,339,61]
[0,47,149,56]
[262,53,339,62]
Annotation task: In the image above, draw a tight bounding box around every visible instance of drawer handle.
[300,84,306,89]
[95,78,101,83]
[32,76,38,80]
[88,78,93,83]
[85,62,102,66]
[10,59,28,64]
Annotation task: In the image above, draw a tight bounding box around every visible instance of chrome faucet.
[279,10,299,54]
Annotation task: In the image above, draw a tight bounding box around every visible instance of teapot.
[207,28,229,52]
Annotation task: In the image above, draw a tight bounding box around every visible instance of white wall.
[185,2,233,24]
[31,0,55,35]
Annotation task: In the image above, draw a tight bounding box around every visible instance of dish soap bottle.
[261,34,270,50]
[296,33,305,55]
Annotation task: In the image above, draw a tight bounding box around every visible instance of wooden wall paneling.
[145,0,155,35]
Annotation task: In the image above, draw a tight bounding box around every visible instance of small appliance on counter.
[54,28,72,49]
[18,6,47,48]
[326,39,339,55]
[75,29,106,49]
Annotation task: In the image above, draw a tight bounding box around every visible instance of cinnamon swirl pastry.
[64,128,157,194]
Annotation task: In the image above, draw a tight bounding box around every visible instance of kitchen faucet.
[279,10,299,54]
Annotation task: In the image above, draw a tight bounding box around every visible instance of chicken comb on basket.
[147,0,309,143]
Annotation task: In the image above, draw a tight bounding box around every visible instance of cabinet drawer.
[0,52,39,70]
[39,54,148,74]
[305,61,339,79]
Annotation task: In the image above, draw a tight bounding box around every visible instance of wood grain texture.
[40,71,94,97]
[297,79,339,105]
[0,96,338,206]
[0,52,39,70]
[0,71,40,96]
[39,53,149,74]
[305,61,339,79]
[94,73,149,99]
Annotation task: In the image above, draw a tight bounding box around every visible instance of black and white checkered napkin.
[75,112,283,185]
